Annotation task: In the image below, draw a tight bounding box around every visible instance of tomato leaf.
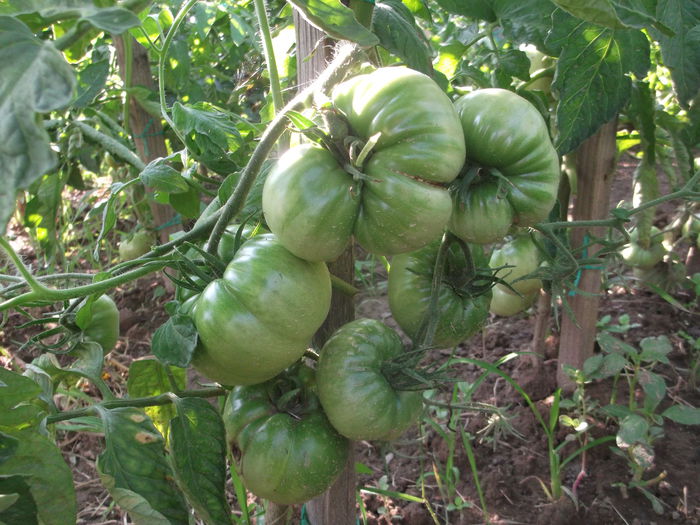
[552,0,626,28]
[81,6,141,34]
[0,475,38,524]
[547,10,649,154]
[96,407,189,525]
[286,0,379,47]
[434,0,497,21]
[0,16,75,234]
[140,160,190,194]
[0,429,77,525]
[0,367,42,411]
[169,398,231,525]
[151,314,198,368]
[73,45,110,108]
[127,359,185,437]
[651,0,700,108]
[372,0,433,75]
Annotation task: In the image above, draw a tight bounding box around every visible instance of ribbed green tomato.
[118,230,153,261]
[79,295,120,354]
[388,240,491,347]
[489,234,543,296]
[263,67,466,261]
[316,319,423,441]
[223,381,349,505]
[192,234,331,386]
[489,284,538,317]
[621,227,666,269]
[449,89,560,244]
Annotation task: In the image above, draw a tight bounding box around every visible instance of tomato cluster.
[180,67,558,504]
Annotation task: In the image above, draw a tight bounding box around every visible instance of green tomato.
[489,235,543,296]
[193,234,331,386]
[620,226,666,269]
[217,223,266,265]
[316,318,423,441]
[118,231,154,261]
[223,381,349,505]
[79,295,120,354]
[489,284,538,317]
[263,67,466,261]
[682,212,700,239]
[449,89,560,244]
[388,240,491,347]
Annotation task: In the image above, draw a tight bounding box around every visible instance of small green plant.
[596,313,641,334]
[678,330,700,389]
[584,332,700,513]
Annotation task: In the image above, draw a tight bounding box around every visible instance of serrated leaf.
[639,335,672,364]
[662,404,700,425]
[435,0,496,21]
[127,359,185,437]
[0,429,76,525]
[553,0,626,28]
[652,0,700,107]
[496,0,556,49]
[73,45,110,108]
[172,102,245,175]
[140,160,190,194]
[616,414,649,448]
[151,314,198,368]
[499,48,531,81]
[0,16,75,233]
[96,407,189,525]
[548,11,649,153]
[82,7,141,33]
[170,398,231,525]
[288,0,379,47]
[372,0,432,75]
[32,343,104,387]
[0,475,38,525]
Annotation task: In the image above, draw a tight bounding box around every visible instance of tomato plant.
[262,67,466,261]
[223,372,349,505]
[388,239,491,347]
[449,89,560,244]
[316,318,424,441]
[193,234,331,386]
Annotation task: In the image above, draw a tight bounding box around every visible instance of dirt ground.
[2,153,698,525]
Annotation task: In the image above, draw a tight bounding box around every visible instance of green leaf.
[81,6,141,34]
[596,332,637,356]
[435,0,496,21]
[662,404,700,425]
[547,11,649,154]
[0,432,19,465]
[127,359,185,437]
[602,403,632,419]
[616,414,649,448]
[638,335,672,364]
[499,48,531,81]
[639,370,666,411]
[0,475,38,525]
[496,0,556,49]
[96,407,189,525]
[286,0,379,47]
[552,0,626,28]
[0,429,76,525]
[31,343,105,388]
[169,398,231,525]
[73,45,110,108]
[172,102,246,175]
[169,184,201,219]
[0,16,75,233]
[140,160,190,194]
[151,314,198,368]
[0,368,41,411]
[372,0,432,75]
[583,354,604,377]
[600,352,627,377]
[652,0,700,107]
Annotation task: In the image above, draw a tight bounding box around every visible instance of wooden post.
[557,119,618,390]
[293,12,357,525]
[114,36,180,244]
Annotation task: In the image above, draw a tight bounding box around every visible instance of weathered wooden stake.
[557,119,618,390]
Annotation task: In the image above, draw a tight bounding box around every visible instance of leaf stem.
[45,387,227,424]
